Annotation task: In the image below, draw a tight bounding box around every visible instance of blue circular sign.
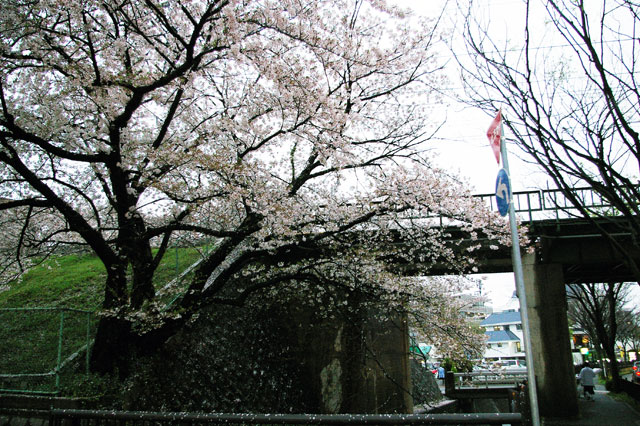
[495,169,511,217]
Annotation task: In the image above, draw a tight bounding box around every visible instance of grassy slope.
[0,253,106,310]
[0,247,206,393]
[0,247,205,309]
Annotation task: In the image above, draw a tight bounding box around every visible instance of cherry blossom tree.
[0,0,506,375]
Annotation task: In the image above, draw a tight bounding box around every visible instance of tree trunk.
[605,285,621,392]
[608,355,621,392]
[90,315,134,378]
[89,305,191,377]
[89,238,161,376]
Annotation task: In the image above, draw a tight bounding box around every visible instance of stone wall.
[123,287,415,414]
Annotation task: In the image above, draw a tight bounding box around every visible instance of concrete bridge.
[432,187,639,419]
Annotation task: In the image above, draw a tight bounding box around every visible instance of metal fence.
[48,409,523,425]
[0,307,94,395]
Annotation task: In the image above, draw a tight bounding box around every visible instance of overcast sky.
[398,0,640,308]
[403,0,547,195]
[398,0,542,308]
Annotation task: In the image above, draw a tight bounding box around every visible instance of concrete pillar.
[358,313,413,413]
[296,304,413,414]
[522,253,578,418]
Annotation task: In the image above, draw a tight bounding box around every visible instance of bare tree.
[630,320,640,359]
[567,282,632,392]
[456,0,640,283]
[616,309,637,362]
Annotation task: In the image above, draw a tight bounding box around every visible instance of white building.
[480,309,525,363]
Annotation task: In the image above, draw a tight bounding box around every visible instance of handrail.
[49,409,523,425]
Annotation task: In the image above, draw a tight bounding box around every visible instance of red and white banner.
[486,110,502,164]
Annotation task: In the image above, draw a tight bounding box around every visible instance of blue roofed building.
[480,309,525,364]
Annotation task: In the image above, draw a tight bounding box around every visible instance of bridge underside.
[525,219,640,283]
[398,218,640,284]
[401,217,640,419]
[466,219,640,283]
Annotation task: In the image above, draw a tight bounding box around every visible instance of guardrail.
[48,409,523,425]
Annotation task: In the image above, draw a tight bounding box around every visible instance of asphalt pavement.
[542,383,640,426]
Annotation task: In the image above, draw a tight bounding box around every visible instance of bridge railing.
[475,185,626,223]
[451,370,528,390]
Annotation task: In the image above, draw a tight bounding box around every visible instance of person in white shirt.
[578,361,596,401]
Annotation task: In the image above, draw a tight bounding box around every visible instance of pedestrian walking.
[437,365,445,383]
[578,361,596,401]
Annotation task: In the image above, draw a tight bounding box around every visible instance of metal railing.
[49,409,523,425]
[475,185,631,223]
[0,307,94,395]
[442,371,529,419]
[451,370,528,390]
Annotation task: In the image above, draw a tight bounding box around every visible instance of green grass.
[0,247,207,310]
[0,246,209,395]
[0,253,106,310]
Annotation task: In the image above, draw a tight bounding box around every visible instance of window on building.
[494,326,502,331]
[487,344,492,348]
[497,343,503,347]
[516,324,522,330]
[505,325,510,331]
[516,342,521,352]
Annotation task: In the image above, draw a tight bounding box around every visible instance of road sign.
[495,169,511,216]
[486,110,502,164]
